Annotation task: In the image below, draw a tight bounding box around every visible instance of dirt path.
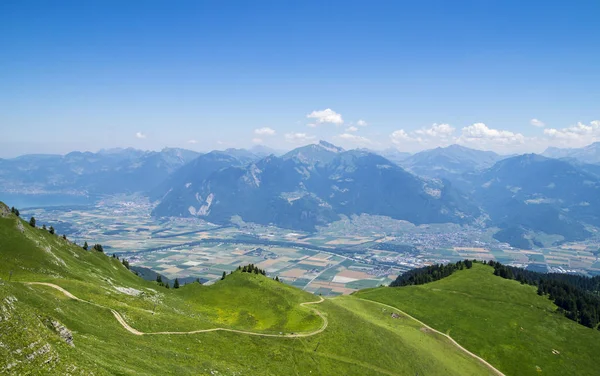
[357,298,505,376]
[25,282,327,338]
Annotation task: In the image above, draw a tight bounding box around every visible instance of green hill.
[357,263,600,376]
[0,203,494,375]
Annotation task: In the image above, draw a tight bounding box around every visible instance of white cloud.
[285,132,316,144]
[356,119,368,127]
[530,118,545,127]
[252,138,263,144]
[414,123,455,138]
[390,129,416,144]
[457,123,526,151]
[543,121,600,147]
[187,139,198,144]
[345,126,359,132]
[306,123,317,128]
[390,123,456,151]
[254,127,276,136]
[135,132,146,139]
[306,108,344,125]
[337,133,372,145]
[390,122,532,153]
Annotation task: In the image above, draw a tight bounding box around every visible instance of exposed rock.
[50,320,74,347]
[0,202,10,217]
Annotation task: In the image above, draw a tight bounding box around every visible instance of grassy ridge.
[0,207,493,375]
[357,263,600,376]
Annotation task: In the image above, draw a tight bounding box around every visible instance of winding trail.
[25,282,327,338]
[356,298,506,376]
[26,282,505,375]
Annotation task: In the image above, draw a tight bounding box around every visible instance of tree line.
[488,260,600,329]
[390,259,473,287]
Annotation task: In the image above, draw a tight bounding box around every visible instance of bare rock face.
[0,202,10,217]
[16,220,24,233]
[50,320,74,347]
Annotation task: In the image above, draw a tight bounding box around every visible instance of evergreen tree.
[49,226,55,235]
[275,276,280,282]
[195,278,201,284]
[10,207,15,214]
[221,271,226,280]
[174,278,180,289]
[42,224,47,230]
[93,244,104,252]
[165,282,170,289]
[62,234,67,240]
[29,217,36,227]
[83,241,88,251]
[14,209,19,217]
[156,275,163,284]
[122,259,130,269]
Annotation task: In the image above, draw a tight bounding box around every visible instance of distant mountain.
[0,148,200,198]
[282,140,344,166]
[153,142,480,231]
[373,148,412,165]
[542,142,600,164]
[150,151,250,206]
[222,148,262,163]
[399,144,504,179]
[468,154,600,247]
[250,145,285,157]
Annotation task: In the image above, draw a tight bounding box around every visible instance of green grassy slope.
[0,204,493,375]
[357,263,600,376]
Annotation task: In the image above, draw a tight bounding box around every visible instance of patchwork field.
[19,194,600,296]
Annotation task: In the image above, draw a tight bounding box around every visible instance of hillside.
[0,203,494,375]
[357,263,600,376]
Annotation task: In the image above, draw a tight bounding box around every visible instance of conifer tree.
[49,226,55,235]
[221,271,226,280]
[29,217,36,227]
[174,278,180,289]
[42,224,47,230]
[83,241,88,250]
[14,209,19,217]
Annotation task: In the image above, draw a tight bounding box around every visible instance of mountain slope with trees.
[358,263,600,376]
[0,201,493,375]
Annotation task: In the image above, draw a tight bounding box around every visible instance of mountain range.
[3,141,600,248]
[0,147,200,197]
[542,142,600,164]
[152,141,479,231]
[397,144,505,180]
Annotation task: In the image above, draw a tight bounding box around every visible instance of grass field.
[0,206,494,375]
[357,263,600,376]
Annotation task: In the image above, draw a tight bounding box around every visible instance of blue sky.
[1,0,599,157]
